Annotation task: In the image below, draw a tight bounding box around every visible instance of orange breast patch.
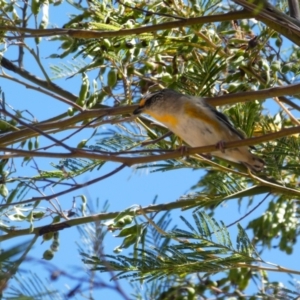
[148,111,178,127]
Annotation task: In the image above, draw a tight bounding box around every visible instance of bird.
[133,89,265,172]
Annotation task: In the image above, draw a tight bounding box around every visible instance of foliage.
[0,0,300,298]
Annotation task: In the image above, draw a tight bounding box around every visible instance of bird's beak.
[133,106,143,115]
[133,98,146,115]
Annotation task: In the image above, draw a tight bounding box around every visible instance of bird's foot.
[201,154,212,160]
[216,140,226,153]
[177,145,189,157]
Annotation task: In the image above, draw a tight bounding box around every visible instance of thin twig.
[40,115,105,151]
[24,44,52,83]
[0,164,127,209]
[0,56,77,101]
[0,73,84,111]
[0,108,74,152]
[226,193,270,229]
[141,131,172,146]
[273,96,300,125]
[18,0,28,68]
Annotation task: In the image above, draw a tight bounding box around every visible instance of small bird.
[133,89,265,172]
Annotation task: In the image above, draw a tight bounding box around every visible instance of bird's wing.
[213,109,245,140]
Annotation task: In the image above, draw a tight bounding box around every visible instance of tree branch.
[0,56,77,101]
[0,82,300,147]
[1,179,299,242]
[1,10,253,39]
[1,125,300,164]
[288,0,300,20]
[3,3,300,48]
[233,0,300,46]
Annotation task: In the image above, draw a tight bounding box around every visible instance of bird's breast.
[146,111,179,127]
[173,115,221,147]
